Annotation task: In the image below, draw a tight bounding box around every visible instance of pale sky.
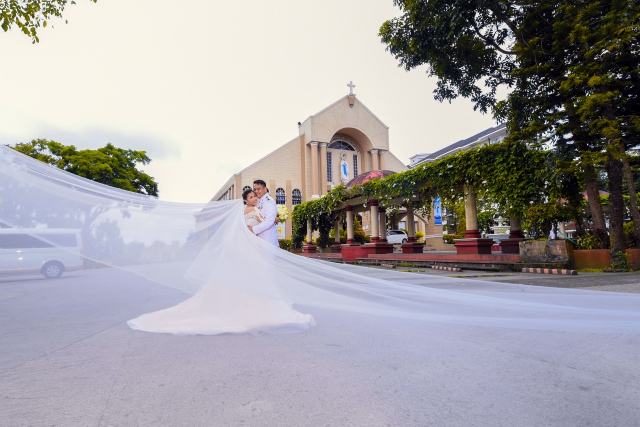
[0,0,498,203]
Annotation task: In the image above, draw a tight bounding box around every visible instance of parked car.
[386,229,408,244]
[0,229,83,279]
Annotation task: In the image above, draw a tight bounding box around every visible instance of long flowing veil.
[1,144,639,334]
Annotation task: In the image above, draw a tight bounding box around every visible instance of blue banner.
[434,196,442,225]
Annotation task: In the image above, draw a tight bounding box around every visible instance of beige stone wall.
[383,152,408,172]
[211,175,237,201]
[300,96,390,151]
[239,137,302,192]
[363,152,372,173]
[240,137,303,237]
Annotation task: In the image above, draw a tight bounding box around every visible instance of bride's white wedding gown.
[127,209,316,335]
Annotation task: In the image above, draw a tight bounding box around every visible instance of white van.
[0,229,84,279]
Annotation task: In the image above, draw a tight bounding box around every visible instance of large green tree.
[1,0,96,43]
[496,0,640,257]
[10,139,159,196]
[380,0,640,265]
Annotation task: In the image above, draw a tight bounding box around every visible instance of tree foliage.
[1,0,96,43]
[10,139,159,196]
[380,0,521,113]
[380,0,640,262]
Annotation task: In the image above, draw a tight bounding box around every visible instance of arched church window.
[292,189,302,205]
[328,141,356,151]
[353,154,359,177]
[242,186,251,192]
[276,188,286,205]
[327,152,332,182]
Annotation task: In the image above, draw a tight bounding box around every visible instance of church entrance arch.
[325,127,377,187]
[326,135,360,186]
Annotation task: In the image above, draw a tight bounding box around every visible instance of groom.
[247,179,279,246]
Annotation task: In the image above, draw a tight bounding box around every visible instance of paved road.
[1,268,639,427]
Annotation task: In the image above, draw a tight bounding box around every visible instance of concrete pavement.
[1,268,639,426]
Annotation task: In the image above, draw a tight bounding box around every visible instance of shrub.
[353,217,370,244]
[575,230,609,250]
[624,221,638,249]
[576,232,596,249]
[278,238,293,251]
[415,231,425,243]
[609,251,629,271]
[316,213,333,248]
[329,227,347,244]
[443,234,456,244]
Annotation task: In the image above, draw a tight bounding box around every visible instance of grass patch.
[577,268,605,273]
[395,262,414,267]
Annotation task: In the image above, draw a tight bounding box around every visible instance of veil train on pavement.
[1,144,640,335]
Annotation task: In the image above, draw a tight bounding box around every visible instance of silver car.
[386,230,408,244]
[0,229,84,279]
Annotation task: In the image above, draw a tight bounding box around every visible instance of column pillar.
[369,200,379,242]
[454,185,493,254]
[379,150,386,170]
[310,142,319,198]
[464,187,480,238]
[364,203,393,254]
[345,205,355,245]
[319,142,328,196]
[500,213,525,254]
[306,220,313,244]
[406,206,416,242]
[285,179,293,238]
[303,219,317,254]
[509,214,525,239]
[331,217,342,253]
[269,179,276,200]
[371,149,379,170]
[401,205,425,253]
[379,208,388,242]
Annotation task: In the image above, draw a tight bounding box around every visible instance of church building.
[211,90,414,238]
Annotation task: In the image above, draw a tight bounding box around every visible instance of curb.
[380,263,396,269]
[432,265,463,272]
[522,268,577,275]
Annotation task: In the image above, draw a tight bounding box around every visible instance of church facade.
[211,94,410,237]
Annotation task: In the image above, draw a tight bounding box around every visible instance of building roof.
[346,170,396,188]
[409,123,507,168]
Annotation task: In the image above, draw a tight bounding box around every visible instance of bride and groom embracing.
[127,179,316,335]
[243,179,280,247]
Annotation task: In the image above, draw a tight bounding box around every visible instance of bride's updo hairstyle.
[242,188,255,205]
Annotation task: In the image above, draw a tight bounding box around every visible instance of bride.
[127,189,316,335]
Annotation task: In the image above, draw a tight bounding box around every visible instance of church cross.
[347,81,356,94]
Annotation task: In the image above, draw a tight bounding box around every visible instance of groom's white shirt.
[253,193,278,246]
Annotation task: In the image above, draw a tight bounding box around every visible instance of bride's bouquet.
[277,205,290,222]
